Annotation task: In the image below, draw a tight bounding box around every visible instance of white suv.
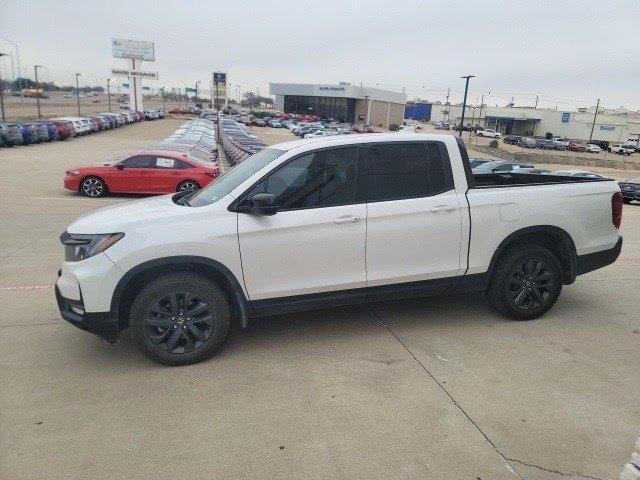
[476,128,501,138]
[56,134,622,365]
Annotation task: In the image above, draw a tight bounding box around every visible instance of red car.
[352,124,365,133]
[64,150,220,197]
[364,125,381,133]
[567,141,586,152]
[52,121,73,139]
[251,118,267,127]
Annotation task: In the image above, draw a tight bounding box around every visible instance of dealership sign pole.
[213,72,226,144]
[111,38,156,112]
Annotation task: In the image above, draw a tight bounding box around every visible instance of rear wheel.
[80,176,107,197]
[130,273,230,365]
[487,245,562,320]
[177,180,200,192]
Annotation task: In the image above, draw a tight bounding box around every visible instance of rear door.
[365,141,463,293]
[108,155,153,193]
[149,157,190,193]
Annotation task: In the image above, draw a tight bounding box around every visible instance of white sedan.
[586,144,602,153]
[477,128,501,138]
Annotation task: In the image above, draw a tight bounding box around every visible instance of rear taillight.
[612,192,623,229]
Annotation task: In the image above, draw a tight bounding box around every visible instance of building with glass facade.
[270,83,407,127]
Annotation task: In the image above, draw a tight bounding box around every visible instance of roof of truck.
[271,133,455,151]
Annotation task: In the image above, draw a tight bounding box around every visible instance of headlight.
[66,170,80,176]
[60,232,124,262]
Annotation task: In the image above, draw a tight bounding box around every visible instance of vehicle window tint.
[121,156,152,168]
[367,142,452,201]
[247,147,357,210]
[175,159,192,169]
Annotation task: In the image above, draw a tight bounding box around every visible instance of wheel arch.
[486,225,577,286]
[111,256,252,332]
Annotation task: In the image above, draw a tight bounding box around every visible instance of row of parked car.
[62,118,220,197]
[218,115,267,165]
[0,111,145,147]
[503,135,637,155]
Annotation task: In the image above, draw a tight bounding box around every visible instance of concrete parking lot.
[1,119,638,480]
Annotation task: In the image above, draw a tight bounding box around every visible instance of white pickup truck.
[56,134,623,365]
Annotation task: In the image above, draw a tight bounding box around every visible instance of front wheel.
[130,273,230,365]
[487,245,562,320]
[177,180,200,192]
[80,176,107,197]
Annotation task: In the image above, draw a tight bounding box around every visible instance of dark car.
[42,121,60,141]
[503,135,521,145]
[453,123,474,132]
[472,160,535,174]
[0,123,25,146]
[19,123,40,144]
[251,118,267,127]
[30,122,50,142]
[618,177,640,204]
[518,137,537,148]
[535,138,555,150]
[469,157,491,169]
[567,141,586,152]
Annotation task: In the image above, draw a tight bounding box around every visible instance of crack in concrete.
[368,304,525,480]
[506,457,604,480]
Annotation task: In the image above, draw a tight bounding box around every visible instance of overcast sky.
[1,0,639,110]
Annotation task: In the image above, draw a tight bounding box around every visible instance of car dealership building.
[270,82,407,127]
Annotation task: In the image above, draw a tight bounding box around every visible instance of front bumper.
[55,284,119,342]
[63,175,80,191]
[620,189,640,200]
[576,236,623,276]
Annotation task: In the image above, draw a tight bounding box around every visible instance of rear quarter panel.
[466,180,620,275]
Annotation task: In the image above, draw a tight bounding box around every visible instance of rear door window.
[367,142,453,202]
[121,156,153,168]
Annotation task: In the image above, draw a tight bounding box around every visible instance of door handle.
[333,215,362,224]
[172,172,181,175]
[429,205,457,213]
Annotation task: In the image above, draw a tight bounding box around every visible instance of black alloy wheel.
[144,291,215,354]
[178,180,199,192]
[507,259,554,311]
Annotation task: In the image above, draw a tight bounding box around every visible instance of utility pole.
[34,65,42,118]
[479,94,484,128]
[534,94,539,109]
[75,73,83,115]
[106,78,112,112]
[0,52,6,121]
[589,98,600,142]
[445,87,450,123]
[459,75,475,137]
[195,80,201,107]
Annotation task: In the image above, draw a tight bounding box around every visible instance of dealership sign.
[318,86,346,92]
[112,38,155,61]
[111,68,159,80]
[600,125,615,131]
[561,112,570,122]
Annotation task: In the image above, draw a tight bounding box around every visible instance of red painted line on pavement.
[0,284,54,291]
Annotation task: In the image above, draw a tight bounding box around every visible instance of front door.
[365,142,463,293]
[109,155,153,193]
[237,146,367,300]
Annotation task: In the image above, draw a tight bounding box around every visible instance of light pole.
[75,73,83,115]
[34,65,43,118]
[195,80,201,107]
[0,52,7,121]
[106,78,114,112]
[459,75,475,137]
[0,35,21,93]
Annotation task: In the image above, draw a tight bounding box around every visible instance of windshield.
[188,148,285,207]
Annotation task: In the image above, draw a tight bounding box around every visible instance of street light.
[75,73,83,115]
[0,35,21,92]
[195,80,202,106]
[106,77,115,112]
[0,52,7,121]
[459,75,475,137]
[34,65,43,118]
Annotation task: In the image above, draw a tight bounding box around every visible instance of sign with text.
[600,125,615,131]
[112,38,155,61]
[213,72,226,84]
[111,68,159,80]
[561,112,570,123]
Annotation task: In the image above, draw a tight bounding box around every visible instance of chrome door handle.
[430,205,457,213]
[333,216,362,224]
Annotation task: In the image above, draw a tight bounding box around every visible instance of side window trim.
[232,144,367,212]
[365,140,455,203]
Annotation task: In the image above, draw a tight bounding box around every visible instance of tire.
[80,176,107,197]
[177,180,200,192]
[129,273,230,365]
[623,198,632,204]
[487,245,562,320]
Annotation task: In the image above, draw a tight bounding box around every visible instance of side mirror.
[116,164,125,170]
[250,193,278,215]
